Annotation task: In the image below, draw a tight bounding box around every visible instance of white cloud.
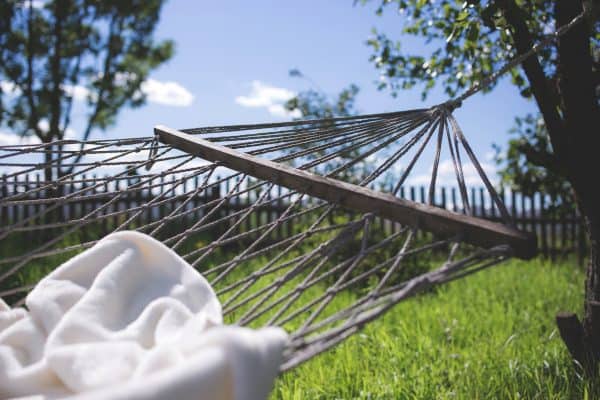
[140,79,194,107]
[0,119,80,148]
[266,103,301,118]
[37,119,49,132]
[3,76,193,108]
[0,131,40,146]
[2,81,89,101]
[235,80,301,119]
[235,81,295,108]
[62,84,92,102]
[0,81,21,96]
[17,0,45,9]
[406,173,430,186]
[35,119,76,139]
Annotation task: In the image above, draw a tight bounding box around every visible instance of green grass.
[2,229,594,398]
[272,258,592,399]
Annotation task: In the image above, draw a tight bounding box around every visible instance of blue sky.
[2,0,539,184]
[120,1,536,166]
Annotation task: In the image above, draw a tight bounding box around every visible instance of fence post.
[192,175,199,225]
[550,193,557,262]
[571,203,577,258]
[479,187,486,218]
[159,175,165,220]
[560,194,567,257]
[577,209,586,267]
[520,190,526,232]
[137,175,144,227]
[34,174,41,245]
[440,187,447,210]
[451,187,457,212]
[11,175,19,226]
[469,187,477,217]
[530,193,537,248]
[103,178,109,235]
[277,186,284,240]
[24,174,31,242]
[80,174,88,240]
[500,187,506,218]
[0,175,6,226]
[540,194,548,258]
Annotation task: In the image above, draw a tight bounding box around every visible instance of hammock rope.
[1,106,530,369]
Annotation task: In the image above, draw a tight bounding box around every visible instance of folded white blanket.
[0,231,288,400]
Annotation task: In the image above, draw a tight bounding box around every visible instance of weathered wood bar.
[155,125,537,259]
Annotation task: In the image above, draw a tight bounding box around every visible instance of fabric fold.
[0,231,287,400]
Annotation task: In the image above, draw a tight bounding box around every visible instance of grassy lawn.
[2,230,593,398]
[273,258,591,399]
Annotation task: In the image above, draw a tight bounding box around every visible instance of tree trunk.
[583,222,600,370]
[554,0,600,376]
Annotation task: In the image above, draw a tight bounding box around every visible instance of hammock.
[0,9,587,371]
[0,104,535,370]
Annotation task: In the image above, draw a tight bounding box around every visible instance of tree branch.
[24,1,43,140]
[555,0,600,232]
[556,0,598,157]
[60,8,91,139]
[82,14,120,142]
[49,0,65,143]
[496,0,566,160]
[61,13,120,176]
[60,55,81,139]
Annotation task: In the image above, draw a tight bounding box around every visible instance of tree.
[285,71,372,183]
[286,70,360,120]
[494,113,573,214]
[0,0,174,180]
[359,0,600,373]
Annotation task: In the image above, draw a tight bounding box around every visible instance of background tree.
[286,69,360,120]
[0,0,173,180]
[291,0,599,372]
[285,70,372,183]
[494,113,574,219]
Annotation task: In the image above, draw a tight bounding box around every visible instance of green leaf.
[466,23,479,43]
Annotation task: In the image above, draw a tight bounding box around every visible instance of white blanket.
[0,231,288,400]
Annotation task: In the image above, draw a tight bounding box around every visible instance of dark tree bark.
[500,0,600,375]
[497,0,566,156]
[554,0,600,376]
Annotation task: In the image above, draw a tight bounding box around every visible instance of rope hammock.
[0,9,587,371]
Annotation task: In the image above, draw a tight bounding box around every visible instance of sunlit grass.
[273,258,591,399]
[1,229,593,398]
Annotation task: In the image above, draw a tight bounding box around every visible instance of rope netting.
[0,5,592,371]
[0,105,534,369]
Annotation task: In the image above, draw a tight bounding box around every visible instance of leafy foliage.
[356,0,600,211]
[495,113,569,196]
[494,113,574,214]
[284,71,372,182]
[0,0,173,146]
[285,80,360,120]
[360,0,562,100]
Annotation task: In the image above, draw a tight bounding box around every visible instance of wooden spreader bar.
[155,125,537,259]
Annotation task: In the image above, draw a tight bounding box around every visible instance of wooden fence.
[1,175,587,264]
